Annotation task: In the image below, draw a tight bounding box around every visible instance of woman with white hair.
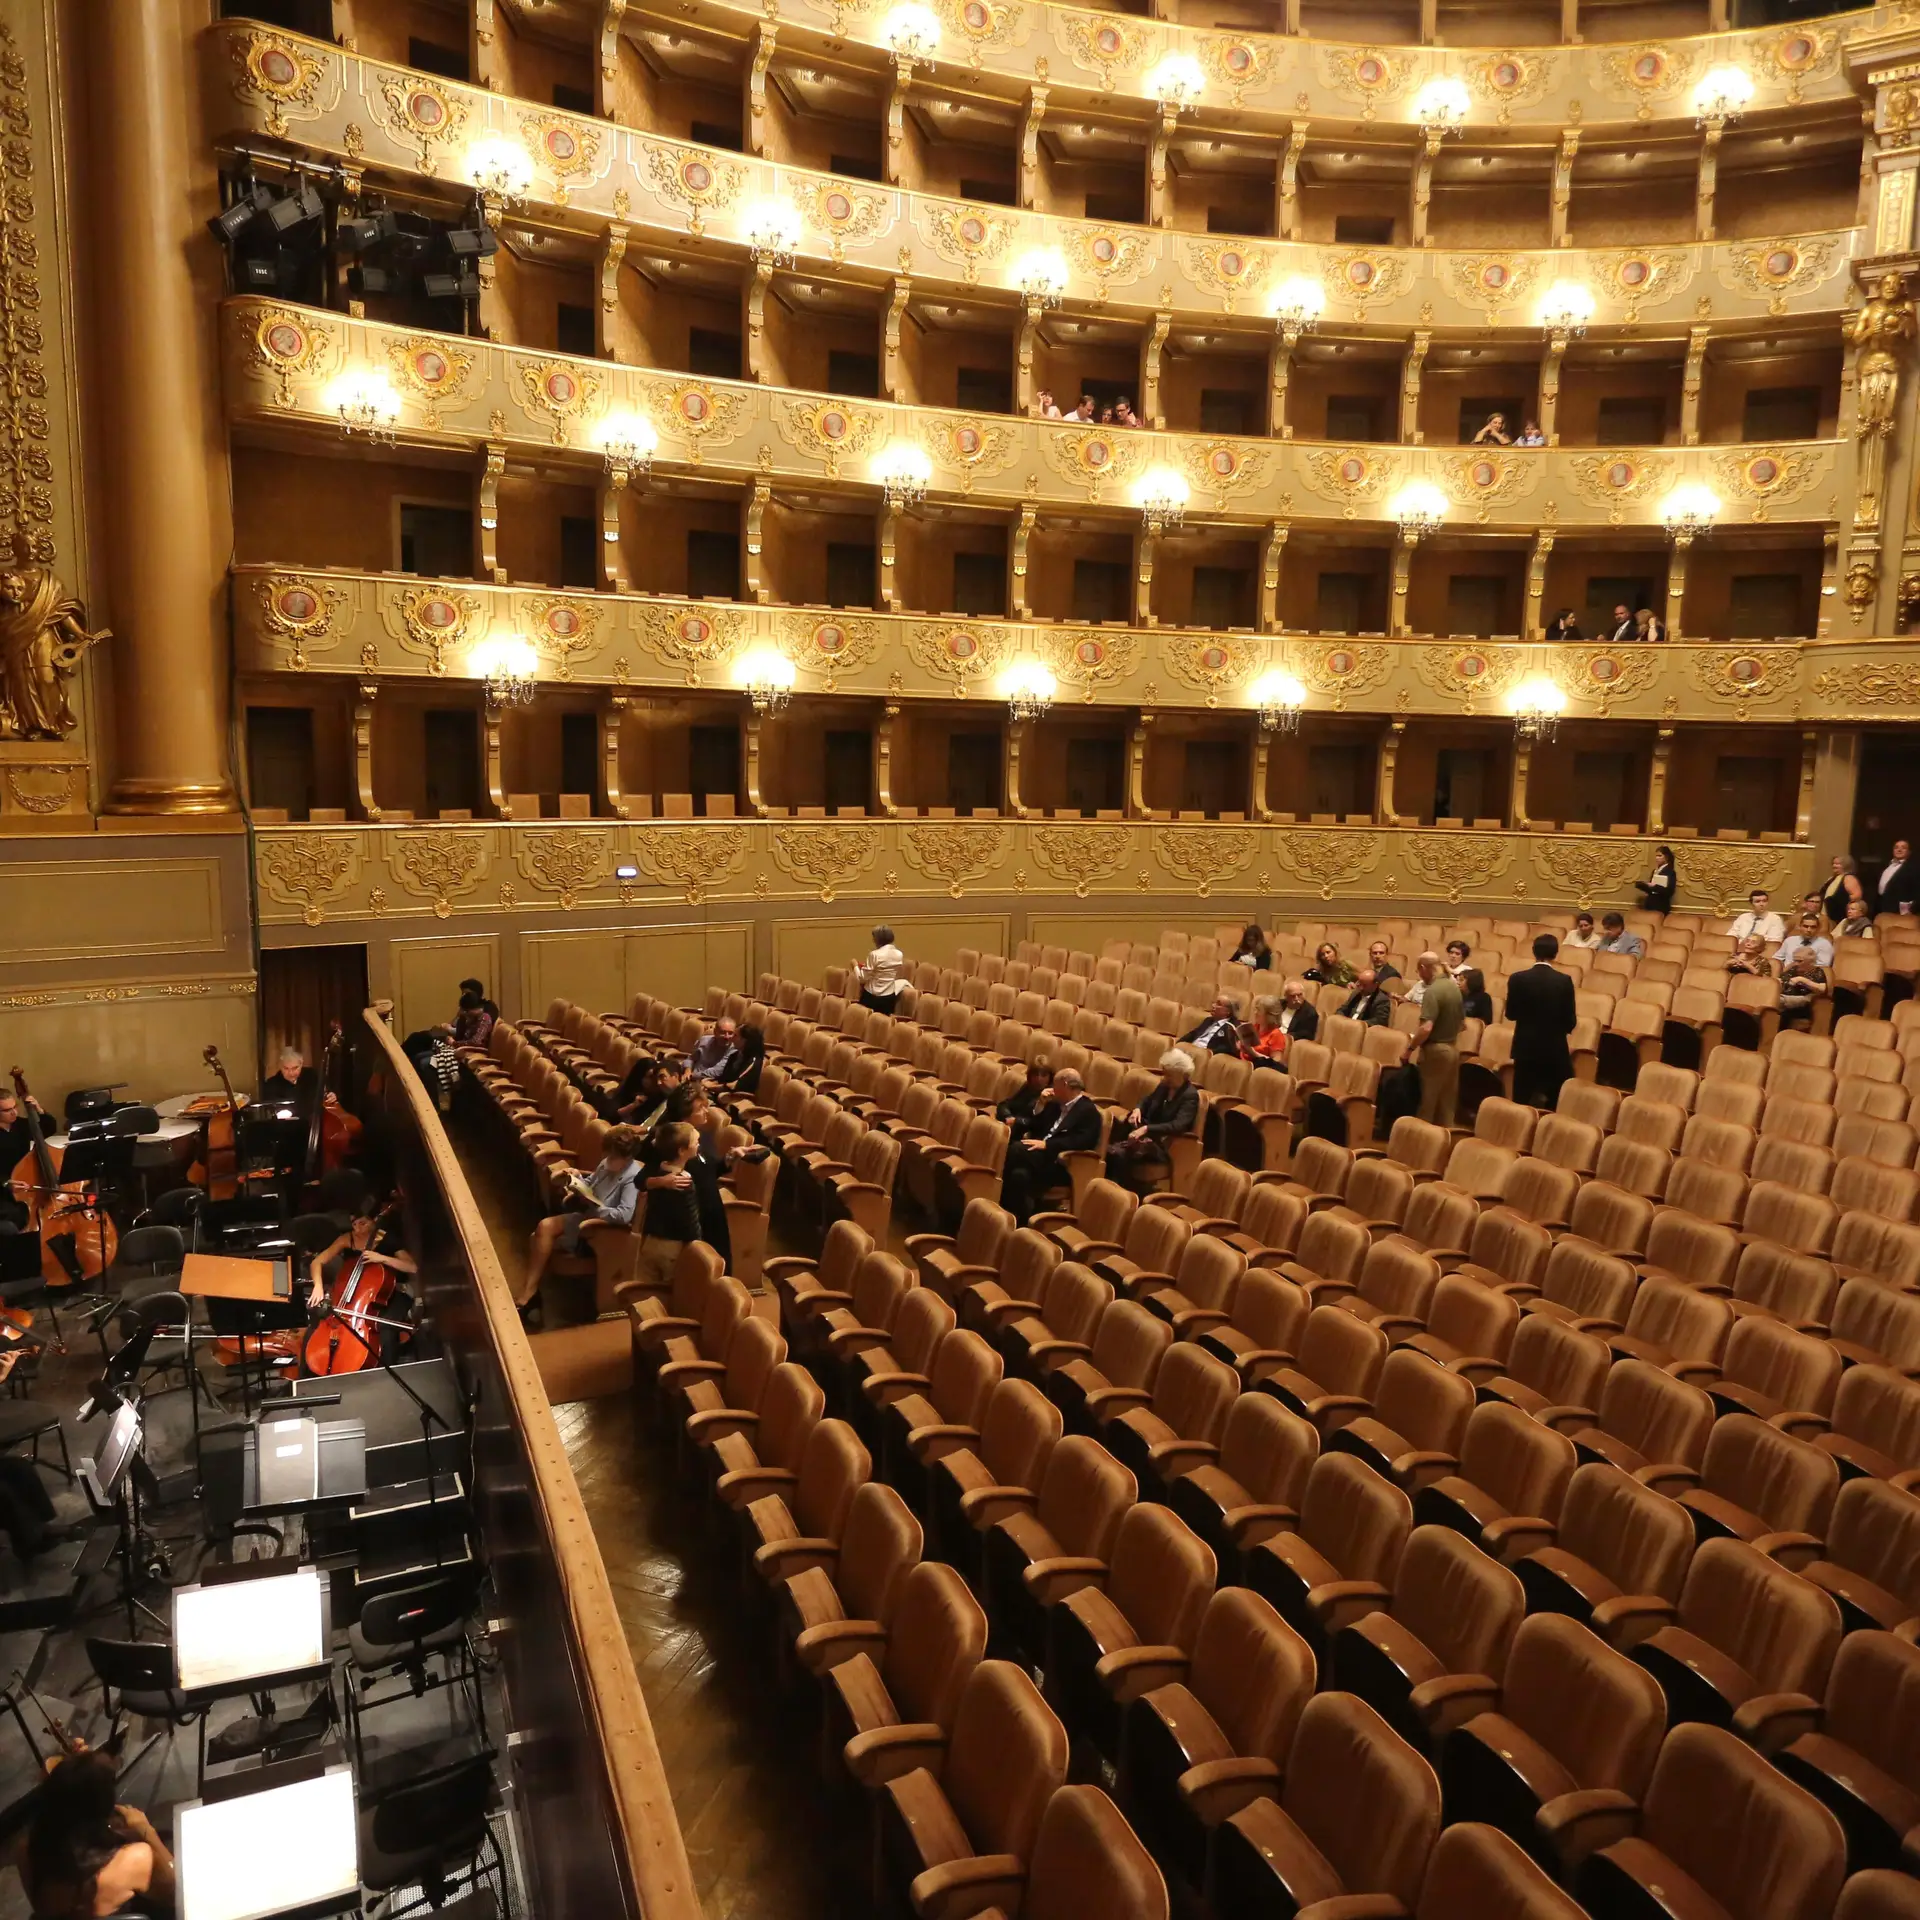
[852,924,908,1013]
[1106,1048,1199,1192]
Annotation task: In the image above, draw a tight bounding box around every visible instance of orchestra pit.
[8,0,1920,1914]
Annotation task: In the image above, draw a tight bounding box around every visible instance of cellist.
[305,1203,416,1366]
[0,1087,47,1232]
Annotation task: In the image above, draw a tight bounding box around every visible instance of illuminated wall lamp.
[1389,479,1447,543]
[1692,65,1755,128]
[1002,659,1056,724]
[1510,673,1567,744]
[594,411,659,481]
[881,3,941,65]
[1135,466,1190,535]
[472,634,539,708]
[1270,276,1326,334]
[735,647,796,715]
[1012,246,1070,310]
[1539,280,1596,337]
[1147,53,1207,112]
[743,199,802,269]
[328,370,402,444]
[465,136,535,212]
[1249,669,1306,734]
[873,441,932,508]
[1661,481,1721,543]
[1413,76,1471,136]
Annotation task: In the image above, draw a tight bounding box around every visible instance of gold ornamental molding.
[229,565,1920,722]
[252,819,1811,927]
[203,27,1868,335]
[223,300,1849,535]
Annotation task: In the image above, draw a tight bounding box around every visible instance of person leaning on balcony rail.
[1471,412,1512,445]
[1634,607,1668,643]
[1545,607,1581,639]
[852,926,909,1012]
[1516,420,1546,447]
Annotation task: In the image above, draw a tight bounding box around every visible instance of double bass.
[302,1204,406,1376]
[8,1068,118,1291]
[186,1045,242,1200]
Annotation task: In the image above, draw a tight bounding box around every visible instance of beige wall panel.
[520,931,627,1027]
[0,858,224,965]
[773,914,1011,983]
[392,935,502,1039]
[0,990,257,1112]
[626,922,754,1014]
[1024,913,1250,954]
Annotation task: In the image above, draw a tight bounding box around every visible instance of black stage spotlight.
[264,180,324,231]
[336,214,383,251]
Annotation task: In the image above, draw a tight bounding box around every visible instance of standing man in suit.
[1506,933,1578,1110]
[999,1068,1101,1223]
[1877,839,1916,917]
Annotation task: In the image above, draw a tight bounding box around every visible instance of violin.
[187,1044,242,1200]
[8,1067,117,1294]
[302,1203,406,1377]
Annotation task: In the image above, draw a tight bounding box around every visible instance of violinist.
[14,1744,174,1920]
[0,1087,46,1231]
[306,1204,416,1365]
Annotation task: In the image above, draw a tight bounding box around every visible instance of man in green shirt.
[1411,951,1464,1127]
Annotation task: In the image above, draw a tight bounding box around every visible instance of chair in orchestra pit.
[358,1755,508,1920]
[345,1569,489,1770]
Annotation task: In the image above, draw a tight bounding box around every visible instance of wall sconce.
[1012,246,1070,310]
[1509,673,1566,743]
[1389,478,1447,543]
[1661,481,1721,543]
[1134,466,1190,534]
[881,3,941,66]
[594,410,659,480]
[1001,659,1057,723]
[471,634,539,708]
[1147,53,1207,113]
[1249,668,1306,734]
[734,646,797,715]
[1412,76,1471,136]
[1538,280,1596,337]
[872,441,932,507]
[328,370,402,443]
[465,136,535,213]
[1692,65,1754,128]
[1269,276,1326,334]
[743,198,802,269]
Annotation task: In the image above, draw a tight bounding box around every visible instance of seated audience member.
[1459,967,1493,1023]
[615,1057,684,1128]
[718,1023,765,1097]
[1598,912,1645,957]
[1725,935,1773,979]
[1545,607,1581,639]
[1837,896,1877,939]
[687,1015,739,1081]
[1634,606,1668,643]
[1563,911,1603,950]
[1305,942,1354,987]
[1604,604,1637,646]
[997,1061,1054,1132]
[1105,1051,1198,1193]
[1515,420,1546,447]
[1471,411,1512,445]
[1779,948,1830,1027]
[1338,970,1393,1027]
[459,975,500,1022]
[999,1069,1100,1224]
[1444,938,1472,978]
[517,1123,643,1320]
[1230,923,1272,971]
[1366,939,1402,983]
[1257,979,1317,1056]
[1181,995,1244,1056]
[1728,889,1785,947]
[452,990,494,1048]
[1774,914,1833,971]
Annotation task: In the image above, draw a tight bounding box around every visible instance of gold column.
[1143,305,1172,430]
[744,22,777,157]
[1018,85,1049,209]
[744,479,770,603]
[599,471,632,593]
[1560,0,1577,39]
[1391,531,1417,635]
[90,0,236,814]
[1006,720,1032,818]
[1796,730,1819,844]
[1277,125,1307,240]
[1411,131,1441,248]
[353,681,381,820]
[1016,299,1041,415]
[1511,728,1536,831]
[882,277,911,403]
[744,709,767,815]
[597,224,629,361]
[478,444,506,582]
[1009,504,1036,619]
[1127,714,1154,818]
[1267,322,1299,438]
[744,260,774,384]
[1648,726,1673,835]
[1680,324,1709,445]
[1252,723,1275,821]
[1134,527,1158,627]
[1377,720,1404,824]
[876,703,900,816]
[1695,123,1723,242]
[1399,329,1431,443]
[884,56,913,188]
[597,0,628,120]
[1148,104,1177,228]
[483,698,509,818]
[1539,329,1567,444]
[877,501,901,611]
[1550,131,1579,247]
[1526,529,1555,637]
[601,694,630,818]
[1258,523,1288,632]
[1665,534,1690,641]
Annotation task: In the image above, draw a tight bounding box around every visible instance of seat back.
[837,1482,924,1627]
[890,1287,958,1377]
[1391,1523,1524,1682]
[1371,1349,1476,1457]
[849,1252,913,1336]
[1697,1413,1840,1540]
[758,1363,827,1472]
[977,1379,1063,1496]
[1033,1262,1115,1347]
[1148,1342,1240,1449]
[717,1316,787,1419]
[943,1661,1071,1863]
[1593,1358,1714,1473]
[1215,1392,1318,1510]
[1719,1315,1842,1420]
[1088,1300,1176,1394]
[1297,1305,1390,1400]
[1553,1462,1695,1607]
[1036,1434,1137,1563]
[1188,1587,1317,1771]
[1455,1402,1576,1524]
[928,1328,1004,1430]
[1498,1313,1611,1412]
[1622,1272,1732,1365]
[1420,1276,1520,1370]
[1280,1692,1442,1913]
[1300,1451,1413,1588]
[1499,1609,1668,1801]
[1022,1786,1169,1920]
[1108,1504,1217,1657]
[1677,1537,1843,1700]
[793,1418,872,1542]
[1414,1821,1587,1920]
[1823,1481,1920,1632]
[885,1560,988,1726]
[1355,1240,1439,1324]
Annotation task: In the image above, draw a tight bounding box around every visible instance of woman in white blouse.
[853,925,909,1011]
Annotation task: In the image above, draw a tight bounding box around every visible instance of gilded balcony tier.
[208,26,1868,334]
[213,11,1877,148]
[251,816,1809,929]
[224,299,1847,534]
[232,564,1920,721]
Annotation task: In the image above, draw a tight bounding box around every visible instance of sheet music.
[178,1768,358,1920]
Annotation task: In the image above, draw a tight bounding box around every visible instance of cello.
[302,1204,408,1376]
[8,1068,118,1291]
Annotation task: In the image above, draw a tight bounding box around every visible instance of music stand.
[177,1760,360,1920]
[78,1399,165,1636]
[42,1133,133,1314]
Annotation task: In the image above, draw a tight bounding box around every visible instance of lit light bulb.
[872,441,933,507]
[1390,479,1448,539]
[1147,53,1207,110]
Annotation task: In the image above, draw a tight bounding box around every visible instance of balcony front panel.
[209,26,1867,334]
[224,299,1848,534]
[252,815,1807,930]
[232,563,1918,720]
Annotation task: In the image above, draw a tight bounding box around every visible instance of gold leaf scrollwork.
[1162,631,1258,708]
[640,141,747,234]
[1315,45,1413,113]
[514,357,601,445]
[788,179,892,265]
[373,73,469,173]
[257,831,360,927]
[255,573,346,671]
[1197,35,1275,105]
[915,413,1018,492]
[1718,236,1841,316]
[1443,450,1533,523]
[1467,49,1556,121]
[2,765,74,815]
[1181,439,1271,511]
[1689,647,1798,708]
[240,308,335,409]
[516,596,602,680]
[1549,645,1662,711]
[1811,661,1920,708]
[1028,823,1130,897]
[1272,828,1383,901]
[1055,12,1153,88]
[0,25,52,574]
[635,825,750,904]
[384,335,476,428]
[1677,844,1786,915]
[388,585,487,676]
[1045,627,1142,697]
[390,830,487,918]
[637,603,742,682]
[1043,426,1147,503]
[918,204,1015,284]
[228,30,334,138]
[1287,641,1392,710]
[516,829,610,910]
[1183,241,1273,315]
[906,621,1007,693]
[644,379,749,465]
[517,110,604,189]
[1532,837,1649,910]
[777,613,884,690]
[776,397,886,479]
[771,823,882,902]
[1401,832,1513,906]
[1416,644,1523,713]
[903,822,1010,898]
[1155,826,1256,896]
[1061,226,1155,297]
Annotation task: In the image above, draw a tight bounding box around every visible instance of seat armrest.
[1481,1514,1556,1563]
[1222,1501,1299,1544]
[1094,1644,1189,1703]
[1537,1403,1598,1434]
[793,1620,887,1670]
[1408,1671,1501,1740]
[1179,1754,1282,1828]
[716,1465,797,1505]
[1311,1578,1393,1634]
[1084,1384,1153,1420]
[1295,1898,1410,1920]
[860,1369,933,1403]
[1772,1410,1828,1439]
[1668,1358,1719,1386]
[910,1854,1026,1920]
[1535,1787,1641,1868]
[842,1722,946,1787]
[1588,1593,1675,1650]
[824,1323,892,1356]
[762,1255,818,1281]
[1151,1438,1221,1478]
[684,1406,758,1444]
[906,1421,983,1462]
[903,1233,955,1257]
[1024,1555,1108,1604]
[1752,1529,1824,1573]
[1732,1690,1825,1756]
[1638,1463,1698,1498]
[957,1484,1039,1528]
[753,1536,841,1580]
[791,1287,854,1319]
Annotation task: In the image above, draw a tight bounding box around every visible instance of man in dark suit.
[1604,603,1637,646]
[258,1047,320,1121]
[1876,838,1917,917]
[1505,933,1578,1110]
[1180,995,1244,1056]
[1338,970,1393,1027]
[1275,982,1318,1045]
[1000,1068,1102,1223]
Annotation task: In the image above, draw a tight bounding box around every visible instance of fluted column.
[89,0,234,814]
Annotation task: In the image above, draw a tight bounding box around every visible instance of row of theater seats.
[621,1194,1920,1920]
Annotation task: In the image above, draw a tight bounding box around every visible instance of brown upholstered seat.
[848,1285,956,1432]
[744,1416,871,1587]
[767,1218,874,1338]
[1478,1313,1611,1423]
[925,1378,1062,1585]
[1262,1303,1389,1434]
[998,1261,1114,1380]
[1576,1722,1845,1920]
[1796,1476,1920,1635]
[682,1315,787,1454]
[1168,1391,1319,1579]
[1803,1363,1920,1490]
[1673,1413,1839,1566]
[974,1785,1168,1920]
[781,1479,923,1677]
[712,1362,827,1511]
[907,1197,1015,1304]
[1205,1691,1442,1920]
[1044,1298,1172,1432]
[1439,1610,1666,1873]
[1838,1871,1920,1920]
[881,1328,1004,1506]
[1100,1341,1240,1499]
[1414,1820,1588,1920]
[1196,1267,1311,1386]
[1329,1348,1477,1491]
[1559,1358,1715,1491]
[1413,1401,1575,1564]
